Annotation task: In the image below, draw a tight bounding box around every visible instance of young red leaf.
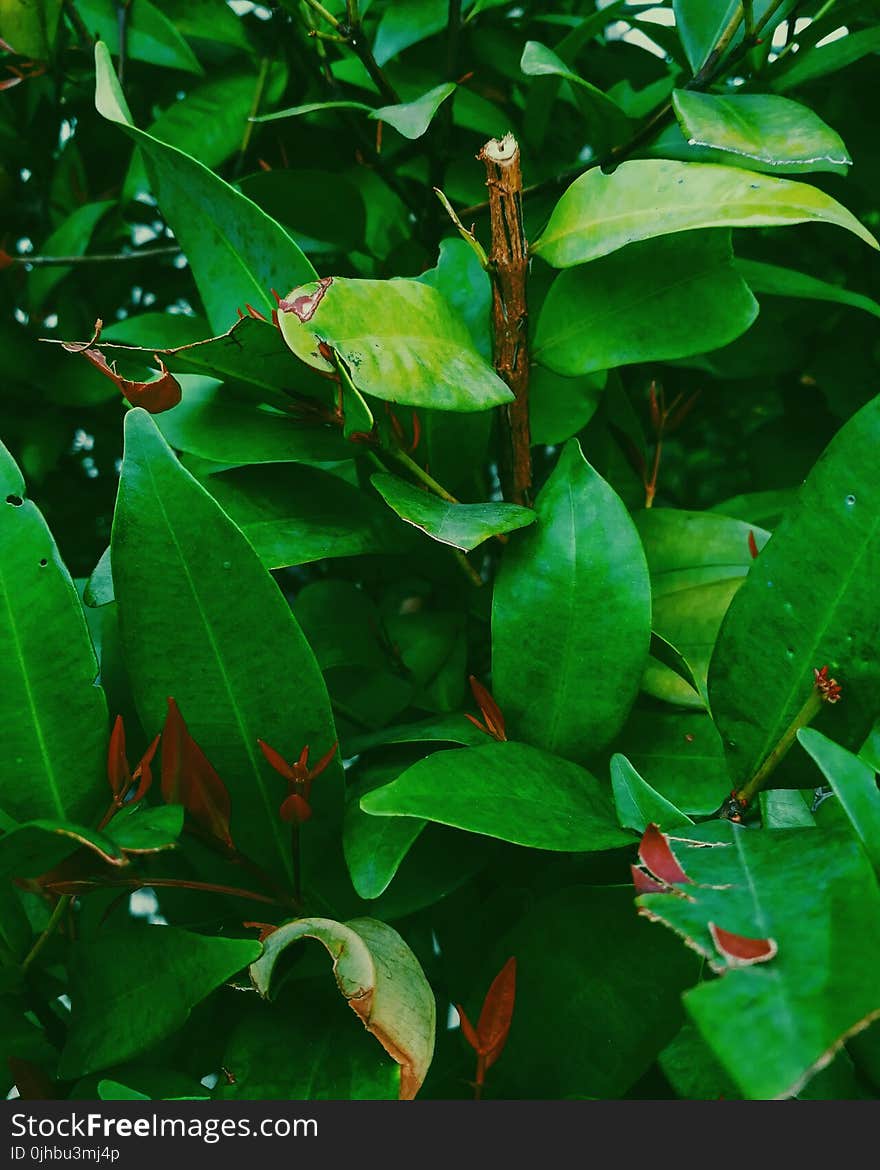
[468,675,507,742]
[709,922,779,968]
[455,1003,481,1053]
[477,956,517,1069]
[638,823,692,885]
[107,715,129,797]
[129,734,160,805]
[257,737,296,781]
[747,530,759,559]
[161,697,233,847]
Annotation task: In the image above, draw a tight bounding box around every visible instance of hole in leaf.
[39,558,48,567]
[6,494,23,506]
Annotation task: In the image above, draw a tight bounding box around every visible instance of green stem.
[13,246,180,267]
[21,896,71,973]
[736,689,823,808]
[44,878,292,908]
[389,447,459,504]
[237,56,271,174]
[301,0,341,31]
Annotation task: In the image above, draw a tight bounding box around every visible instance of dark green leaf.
[493,440,651,760]
[798,728,880,871]
[611,753,694,833]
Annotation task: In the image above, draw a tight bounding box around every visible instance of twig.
[20,896,71,973]
[236,56,272,176]
[10,245,180,267]
[116,0,133,87]
[479,134,531,507]
[44,877,292,907]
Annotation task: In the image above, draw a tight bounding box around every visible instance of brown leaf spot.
[639,823,692,885]
[709,922,778,968]
[278,276,333,323]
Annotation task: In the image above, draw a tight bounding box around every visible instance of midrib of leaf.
[745,503,880,776]
[0,551,65,818]
[547,479,578,752]
[141,459,290,878]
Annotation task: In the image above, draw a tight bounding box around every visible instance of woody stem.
[735,689,823,808]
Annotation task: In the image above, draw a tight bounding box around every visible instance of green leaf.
[533,160,878,268]
[111,409,340,888]
[770,25,880,93]
[709,394,880,790]
[471,886,697,1098]
[343,796,425,900]
[251,100,373,124]
[77,0,203,73]
[206,464,411,569]
[156,380,349,466]
[239,169,366,253]
[736,258,880,320]
[361,741,630,852]
[529,364,605,446]
[798,729,880,872]
[672,0,785,73]
[759,787,816,829]
[636,508,770,709]
[0,442,107,822]
[278,277,512,412]
[613,708,728,817]
[373,0,448,65]
[0,819,125,879]
[492,440,651,760]
[251,917,435,1099]
[152,0,250,49]
[219,978,399,1099]
[60,927,261,1079]
[671,90,851,175]
[94,42,316,332]
[638,825,880,1099]
[371,83,456,140]
[533,230,758,376]
[104,804,184,854]
[29,201,115,310]
[520,40,628,134]
[611,753,694,834]
[370,472,535,552]
[0,0,62,58]
[416,237,492,359]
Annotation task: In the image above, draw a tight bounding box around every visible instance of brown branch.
[11,245,180,267]
[479,134,531,507]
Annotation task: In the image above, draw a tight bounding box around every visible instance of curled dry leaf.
[62,329,181,413]
[249,916,436,1100]
[709,921,779,968]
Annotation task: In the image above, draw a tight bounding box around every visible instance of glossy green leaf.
[533,160,878,268]
[611,753,693,833]
[60,927,261,1079]
[759,787,816,829]
[636,508,770,708]
[94,42,316,332]
[29,201,115,309]
[770,25,880,93]
[638,825,880,1099]
[361,741,630,852]
[111,409,340,888]
[278,277,512,412]
[534,230,758,376]
[0,442,107,822]
[371,83,456,140]
[709,394,880,790]
[613,708,728,816]
[672,90,851,175]
[370,472,535,552]
[472,885,697,1098]
[251,100,373,124]
[529,364,605,446]
[77,0,203,73]
[219,979,399,1100]
[1,0,62,57]
[492,440,651,760]
[672,0,786,73]
[250,917,435,1100]
[156,380,349,466]
[736,258,880,319]
[798,729,880,871]
[0,819,124,879]
[373,0,448,64]
[520,40,628,133]
[206,465,412,569]
[104,804,184,854]
[125,66,288,202]
[153,0,249,49]
[343,795,425,900]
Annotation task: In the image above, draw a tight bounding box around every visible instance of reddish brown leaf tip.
[161,698,233,847]
[467,675,507,742]
[748,530,759,559]
[638,823,692,885]
[279,792,312,825]
[67,346,182,413]
[278,276,333,323]
[456,1004,480,1053]
[477,956,517,1070]
[709,922,778,967]
[631,864,668,895]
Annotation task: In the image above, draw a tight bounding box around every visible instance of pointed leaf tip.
[638,823,692,885]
